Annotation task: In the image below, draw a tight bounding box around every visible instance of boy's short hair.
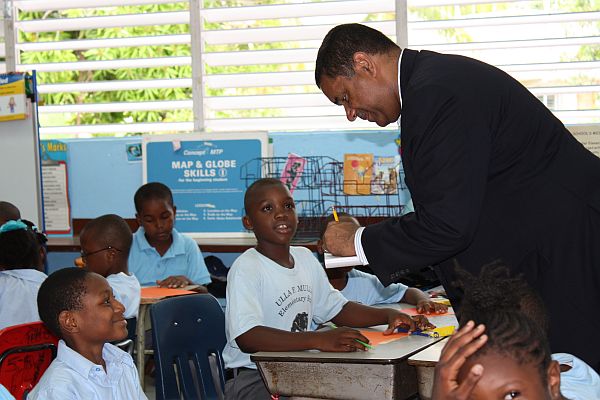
[133,182,174,213]
[37,268,90,338]
[81,214,133,257]
[0,201,21,224]
[243,178,287,214]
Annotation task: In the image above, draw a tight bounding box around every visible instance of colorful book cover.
[280,153,306,193]
[371,155,401,194]
[343,153,373,195]
[0,73,27,122]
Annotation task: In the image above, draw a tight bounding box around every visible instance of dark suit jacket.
[362,49,600,370]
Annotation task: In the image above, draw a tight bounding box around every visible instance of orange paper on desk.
[359,330,409,346]
[141,287,196,298]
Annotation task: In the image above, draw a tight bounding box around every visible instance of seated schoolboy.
[318,212,447,314]
[28,268,147,400]
[0,201,20,225]
[80,214,141,318]
[0,219,47,330]
[224,178,434,399]
[128,182,211,289]
[445,264,599,400]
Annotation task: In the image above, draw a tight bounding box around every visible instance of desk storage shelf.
[240,156,407,241]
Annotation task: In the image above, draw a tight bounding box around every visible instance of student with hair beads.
[0,219,47,330]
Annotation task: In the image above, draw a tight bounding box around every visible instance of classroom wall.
[47,130,405,273]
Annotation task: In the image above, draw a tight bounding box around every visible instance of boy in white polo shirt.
[80,214,140,318]
[29,267,147,400]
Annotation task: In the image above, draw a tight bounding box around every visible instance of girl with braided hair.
[0,219,47,329]
[432,263,566,400]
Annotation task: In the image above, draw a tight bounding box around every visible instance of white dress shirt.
[28,340,147,400]
[0,269,46,330]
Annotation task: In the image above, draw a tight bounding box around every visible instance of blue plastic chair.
[150,294,226,400]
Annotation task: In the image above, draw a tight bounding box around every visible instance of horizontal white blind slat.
[14,0,183,12]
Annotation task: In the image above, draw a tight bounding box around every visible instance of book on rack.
[280,153,306,193]
[324,252,363,269]
[343,153,373,195]
[371,155,401,194]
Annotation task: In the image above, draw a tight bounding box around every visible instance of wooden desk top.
[252,305,457,365]
[407,337,448,367]
[48,236,318,253]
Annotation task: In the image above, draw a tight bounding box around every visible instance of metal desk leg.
[136,303,149,387]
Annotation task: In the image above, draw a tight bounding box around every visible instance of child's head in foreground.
[242,178,298,244]
[37,268,127,346]
[0,201,21,225]
[0,219,44,271]
[80,214,133,277]
[134,182,176,246]
[454,263,562,399]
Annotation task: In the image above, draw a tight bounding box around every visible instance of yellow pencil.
[332,207,339,222]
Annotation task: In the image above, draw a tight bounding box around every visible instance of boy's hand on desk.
[417,299,448,314]
[317,327,370,352]
[383,311,435,335]
[157,275,192,288]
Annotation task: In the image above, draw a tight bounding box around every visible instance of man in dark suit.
[316,23,600,371]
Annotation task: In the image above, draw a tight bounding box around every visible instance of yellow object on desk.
[432,298,451,306]
[423,326,455,338]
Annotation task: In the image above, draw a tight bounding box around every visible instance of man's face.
[319,69,400,127]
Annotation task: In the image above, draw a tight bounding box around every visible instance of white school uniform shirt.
[107,272,141,318]
[0,269,46,330]
[0,384,14,400]
[553,353,600,400]
[340,269,408,306]
[224,247,348,370]
[28,340,147,400]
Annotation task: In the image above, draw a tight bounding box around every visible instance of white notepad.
[324,252,364,269]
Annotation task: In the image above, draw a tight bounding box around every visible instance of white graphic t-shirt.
[223,247,348,369]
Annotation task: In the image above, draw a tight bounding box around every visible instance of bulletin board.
[142,132,268,238]
[0,72,43,228]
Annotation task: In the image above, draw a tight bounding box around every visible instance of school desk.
[251,306,457,400]
[136,285,199,387]
[407,338,448,400]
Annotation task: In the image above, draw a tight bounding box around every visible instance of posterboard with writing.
[40,140,71,235]
[143,132,268,237]
[568,124,600,158]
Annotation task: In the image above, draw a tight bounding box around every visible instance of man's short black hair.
[133,182,174,213]
[37,267,90,338]
[244,178,286,214]
[315,23,399,88]
[80,214,133,258]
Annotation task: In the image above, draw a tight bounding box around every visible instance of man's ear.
[547,360,562,399]
[59,310,80,334]
[353,52,376,77]
[242,215,253,230]
[172,205,177,217]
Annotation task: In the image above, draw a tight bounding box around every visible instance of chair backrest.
[0,322,59,400]
[150,293,227,400]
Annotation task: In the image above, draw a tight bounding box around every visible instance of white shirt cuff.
[354,227,370,265]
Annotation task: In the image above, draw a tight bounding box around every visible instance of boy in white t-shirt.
[318,212,447,314]
[80,214,140,318]
[224,178,434,399]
